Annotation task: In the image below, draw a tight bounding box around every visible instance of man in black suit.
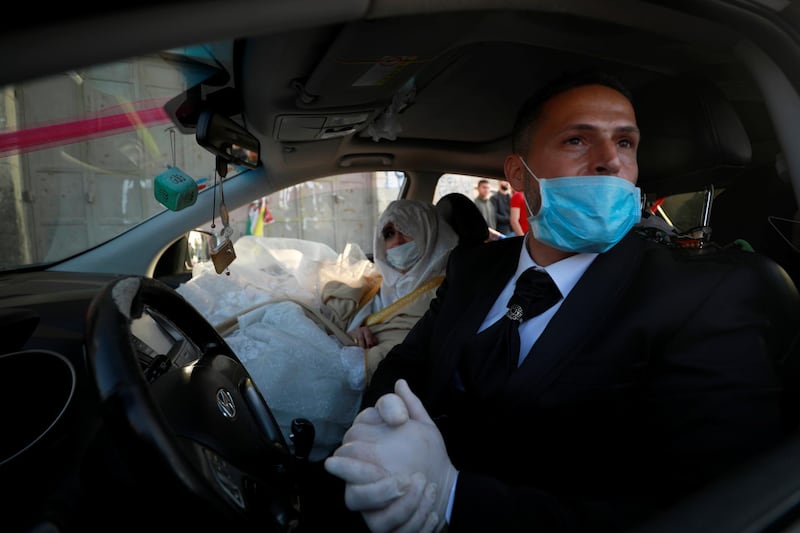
[324,71,785,532]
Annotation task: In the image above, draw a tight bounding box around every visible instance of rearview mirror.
[196,111,260,169]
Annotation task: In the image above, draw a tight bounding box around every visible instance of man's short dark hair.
[511,70,634,156]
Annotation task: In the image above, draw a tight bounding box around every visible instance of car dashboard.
[0,271,213,530]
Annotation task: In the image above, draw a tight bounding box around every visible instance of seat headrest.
[635,77,752,196]
[436,192,489,247]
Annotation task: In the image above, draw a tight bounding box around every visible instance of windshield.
[0,45,223,271]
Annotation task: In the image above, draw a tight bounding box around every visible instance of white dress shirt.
[478,236,597,365]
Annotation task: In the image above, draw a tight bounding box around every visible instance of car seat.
[636,75,800,433]
[711,159,800,287]
[435,192,490,247]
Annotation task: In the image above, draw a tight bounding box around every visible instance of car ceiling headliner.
[236,5,769,189]
[2,0,800,193]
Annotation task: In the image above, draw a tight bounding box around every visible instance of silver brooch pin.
[506,304,524,321]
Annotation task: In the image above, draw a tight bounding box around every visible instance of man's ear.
[504,154,524,192]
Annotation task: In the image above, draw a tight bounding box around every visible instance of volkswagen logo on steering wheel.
[216,388,237,419]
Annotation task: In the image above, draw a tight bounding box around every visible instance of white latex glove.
[326,392,438,531]
[325,379,458,532]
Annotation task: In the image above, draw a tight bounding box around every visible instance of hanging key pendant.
[210,235,236,274]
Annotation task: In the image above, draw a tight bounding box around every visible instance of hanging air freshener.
[153,128,198,211]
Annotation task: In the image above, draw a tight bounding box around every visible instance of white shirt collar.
[478,236,598,334]
[516,234,597,299]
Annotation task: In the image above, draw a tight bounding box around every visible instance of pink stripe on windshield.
[0,102,172,157]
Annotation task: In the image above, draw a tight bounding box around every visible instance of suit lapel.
[429,239,521,397]
[508,233,646,397]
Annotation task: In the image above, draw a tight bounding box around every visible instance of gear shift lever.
[290,418,320,531]
[290,418,315,460]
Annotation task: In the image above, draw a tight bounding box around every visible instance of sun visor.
[297,16,468,109]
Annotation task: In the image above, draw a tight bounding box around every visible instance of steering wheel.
[86,275,300,531]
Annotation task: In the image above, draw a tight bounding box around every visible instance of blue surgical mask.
[386,240,421,271]
[519,158,642,253]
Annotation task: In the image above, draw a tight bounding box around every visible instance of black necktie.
[457,267,562,401]
[503,267,563,370]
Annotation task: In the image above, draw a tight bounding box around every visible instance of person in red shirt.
[509,189,529,235]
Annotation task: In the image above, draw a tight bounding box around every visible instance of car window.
[0,47,223,271]
[434,173,503,204]
[190,171,502,268]
[192,171,406,261]
[645,190,716,233]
